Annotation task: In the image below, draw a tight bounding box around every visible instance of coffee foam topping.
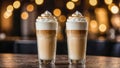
[36,11,57,30]
[66,11,88,30]
[67,11,87,23]
[36,11,57,23]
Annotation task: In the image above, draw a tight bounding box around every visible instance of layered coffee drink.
[35,11,58,64]
[66,11,88,64]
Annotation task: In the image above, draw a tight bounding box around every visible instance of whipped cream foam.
[36,11,57,30]
[66,11,88,30]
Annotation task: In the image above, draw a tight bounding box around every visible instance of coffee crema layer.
[36,30,56,36]
[66,30,87,37]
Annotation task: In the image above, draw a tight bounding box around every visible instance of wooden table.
[0,54,120,68]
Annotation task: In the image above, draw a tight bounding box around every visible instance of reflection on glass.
[1,54,15,68]
[69,64,85,68]
[39,64,55,68]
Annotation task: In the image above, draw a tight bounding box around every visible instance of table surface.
[0,54,120,68]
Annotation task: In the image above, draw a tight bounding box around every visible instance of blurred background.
[0,0,120,56]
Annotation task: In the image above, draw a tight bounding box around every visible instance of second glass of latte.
[66,11,88,64]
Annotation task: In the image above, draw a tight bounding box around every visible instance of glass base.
[69,64,85,68]
[69,59,85,64]
[39,59,55,64]
[39,64,55,68]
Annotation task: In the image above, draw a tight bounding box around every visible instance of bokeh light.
[21,11,29,20]
[119,3,120,7]
[111,14,120,29]
[89,0,97,6]
[35,0,44,5]
[104,0,113,5]
[111,5,119,14]
[71,0,78,2]
[58,15,66,23]
[53,8,61,16]
[7,5,14,12]
[3,11,12,19]
[108,3,115,10]
[66,1,75,10]
[99,24,107,32]
[13,1,21,9]
[0,33,6,39]
[90,20,98,33]
[90,20,98,28]
[26,4,34,12]
[95,8,108,30]
[98,36,106,41]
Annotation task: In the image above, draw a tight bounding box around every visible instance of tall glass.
[66,11,88,64]
[35,11,58,64]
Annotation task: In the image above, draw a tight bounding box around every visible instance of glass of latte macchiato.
[66,11,88,64]
[35,11,58,64]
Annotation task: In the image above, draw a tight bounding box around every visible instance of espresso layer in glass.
[67,30,87,60]
[36,30,56,60]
